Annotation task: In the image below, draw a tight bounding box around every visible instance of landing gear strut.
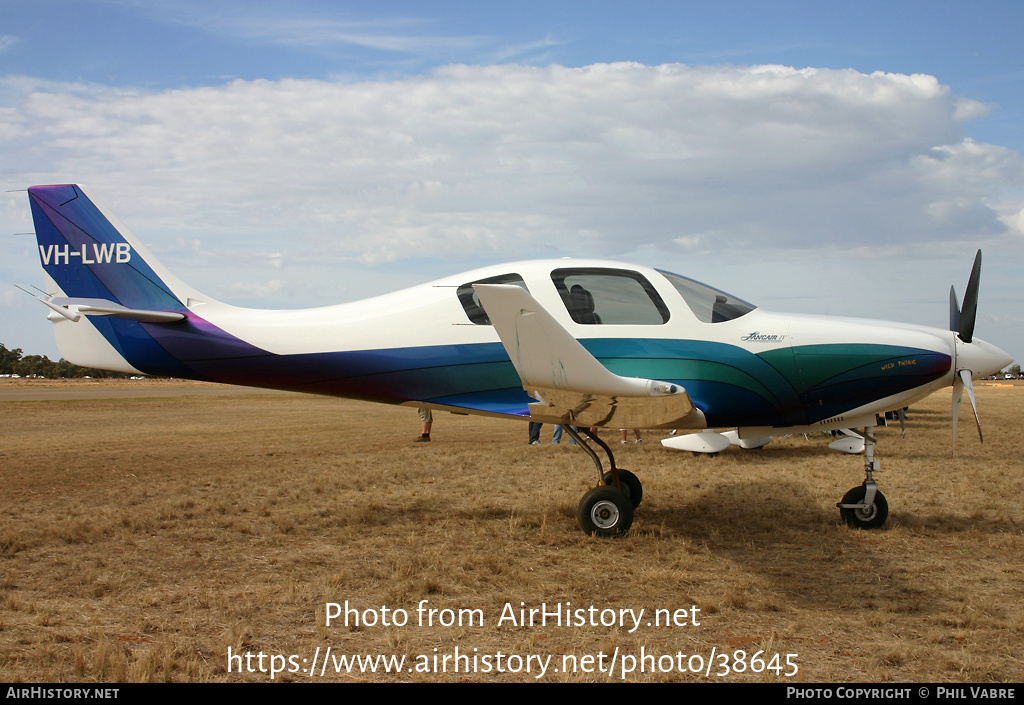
[563,425,642,536]
[836,426,889,529]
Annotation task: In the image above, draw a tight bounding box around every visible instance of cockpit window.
[457,274,528,325]
[657,269,755,323]
[551,268,670,325]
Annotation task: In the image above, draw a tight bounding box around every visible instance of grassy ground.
[1,381,1021,682]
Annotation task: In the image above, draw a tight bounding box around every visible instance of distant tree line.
[0,342,138,379]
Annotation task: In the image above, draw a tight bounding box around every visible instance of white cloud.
[4,63,1019,268]
[3,61,1021,362]
[218,279,285,299]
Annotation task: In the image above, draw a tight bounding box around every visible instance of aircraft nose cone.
[956,337,1014,379]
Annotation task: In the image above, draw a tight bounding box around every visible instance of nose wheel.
[836,426,890,529]
[838,482,889,529]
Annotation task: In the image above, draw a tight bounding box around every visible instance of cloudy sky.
[2,0,1022,367]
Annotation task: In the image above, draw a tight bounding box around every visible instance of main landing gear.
[563,426,642,536]
[836,426,889,529]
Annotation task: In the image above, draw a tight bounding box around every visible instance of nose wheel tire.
[577,486,634,536]
[838,485,889,529]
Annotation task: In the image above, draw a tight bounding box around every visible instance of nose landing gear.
[836,426,890,529]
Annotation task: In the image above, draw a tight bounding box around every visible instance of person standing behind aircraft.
[552,425,577,445]
[415,408,432,442]
[531,423,577,444]
[621,429,642,444]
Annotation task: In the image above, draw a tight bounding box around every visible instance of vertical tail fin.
[29,184,206,309]
[27,184,213,376]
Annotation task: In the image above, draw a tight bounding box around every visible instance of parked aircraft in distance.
[23,184,1012,535]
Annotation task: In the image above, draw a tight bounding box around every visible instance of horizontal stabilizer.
[473,283,699,428]
[36,295,185,323]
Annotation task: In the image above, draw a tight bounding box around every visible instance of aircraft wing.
[472,284,701,428]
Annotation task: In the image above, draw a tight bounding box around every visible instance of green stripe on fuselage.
[763,343,938,393]
[580,338,802,421]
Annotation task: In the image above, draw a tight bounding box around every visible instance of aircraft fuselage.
[29,184,1009,435]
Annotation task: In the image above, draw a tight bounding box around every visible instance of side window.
[657,269,755,323]
[457,274,528,325]
[551,268,670,325]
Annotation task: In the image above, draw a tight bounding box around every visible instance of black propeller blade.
[949,249,985,454]
[957,250,982,343]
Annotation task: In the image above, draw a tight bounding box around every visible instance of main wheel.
[602,469,643,508]
[577,486,634,536]
[838,485,889,529]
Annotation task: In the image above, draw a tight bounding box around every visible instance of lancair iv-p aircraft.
[23,184,1013,536]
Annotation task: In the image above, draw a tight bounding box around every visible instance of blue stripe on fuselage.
[46,291,947,427]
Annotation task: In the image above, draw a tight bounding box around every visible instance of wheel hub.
[590,500,620,529]
[854,504,878,521]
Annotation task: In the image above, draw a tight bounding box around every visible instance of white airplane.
[23,184,1013,536]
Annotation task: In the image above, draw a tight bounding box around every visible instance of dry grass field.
[1,379,1022,682]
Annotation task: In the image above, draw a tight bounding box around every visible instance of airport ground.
[1,378,1021,682]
